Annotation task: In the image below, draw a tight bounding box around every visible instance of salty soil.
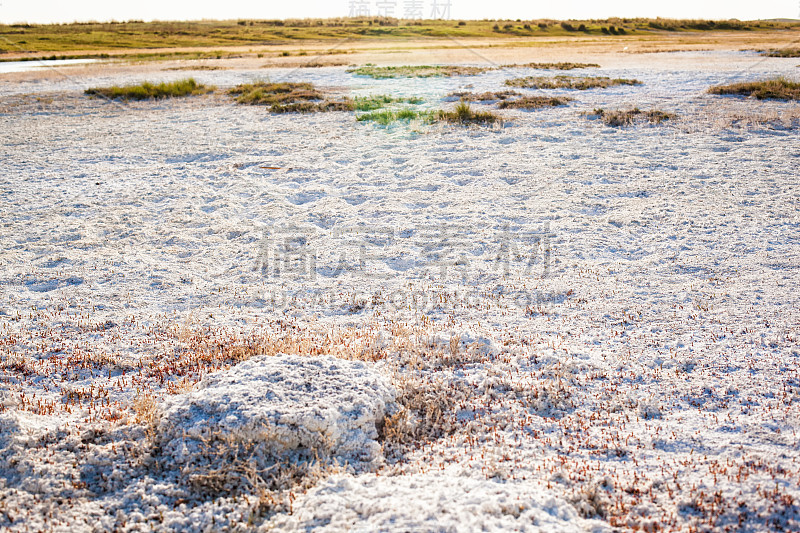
[1,48,800,532]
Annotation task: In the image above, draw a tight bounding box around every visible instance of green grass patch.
[348,64,493,79]
[84,78,213,100]
[502,62,600,69]
[497,96,573,109]
[505,75,642,89]
[353,94,424,111]
[708,77,800,100]
[591,107,675,126]
[357,102,499,126]
[356,108,436,125]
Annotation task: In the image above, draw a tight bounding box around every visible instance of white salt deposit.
[158,354,396,469]
[267,473,611,532]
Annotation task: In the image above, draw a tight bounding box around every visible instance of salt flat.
[0,52,799,531]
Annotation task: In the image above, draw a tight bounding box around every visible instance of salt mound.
[265,473,610,532]
[157,354,396,469]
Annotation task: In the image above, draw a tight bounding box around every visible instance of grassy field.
[1,17,798,57]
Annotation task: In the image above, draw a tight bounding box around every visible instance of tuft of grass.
[497,95,573,109]
[84,78,214,100]
[446,90,521,102]
[502,62,601,69]
[353,94,424,111]
[348,64,493,79]
[592,107,676,126]
[707,77,800,100]
[437,101,500,125]
[505,75,642,90]
[356,108,436,125]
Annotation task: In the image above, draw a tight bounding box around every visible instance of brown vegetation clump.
[446,90,522,101]
[227,81,354,112]
[498,95,573,109]
[708,77,800,100]
[592,107,676,126]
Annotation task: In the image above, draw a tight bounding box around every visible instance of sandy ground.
[1,39,800,532]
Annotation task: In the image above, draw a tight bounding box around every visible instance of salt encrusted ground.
[1,51,799,531]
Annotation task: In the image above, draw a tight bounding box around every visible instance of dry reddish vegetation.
[447,90,522,101]
[506,75,642,90]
